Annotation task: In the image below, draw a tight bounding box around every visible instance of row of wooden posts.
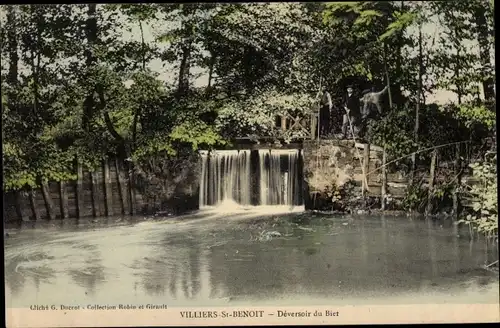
[12,159,139,221]
[357,144,441,213]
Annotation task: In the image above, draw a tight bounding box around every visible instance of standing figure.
[342,85,361,139]
[319,90,333,138]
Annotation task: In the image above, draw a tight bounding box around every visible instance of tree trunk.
[40,180,56,220]
[383,43,393,109]
[97,85,127,153]
[131,108,140,149]
[114,159,127,215]
[243,46,255,94]
[139,20,146,71]
[456,47,462,104]
[393,1,405,103]
[102,159,114,216]
[128,162,136,215]
[452,143,461,219]
[451,49,464,220]
[474,6,495,101]
[411,22,423,182]
[206,51,215,94]
[31,7,42,118]
[130,20,147,148]
[6,5,19,86]
[177,42,192,95]
[29,189,39,221]
[59,181,69,219]
[90,171,100,217]
[75,159,84,218]
[14,191,25,222]
[83,4,98,130]
[425,150,437,216]
[85,4,97,66]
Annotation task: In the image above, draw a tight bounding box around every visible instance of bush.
[459,151,498,238]
[402,181,428,212]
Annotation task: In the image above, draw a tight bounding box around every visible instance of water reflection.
[139,234,204,300]
[4,213,499,308]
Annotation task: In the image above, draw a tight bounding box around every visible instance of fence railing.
[275,111,318,140]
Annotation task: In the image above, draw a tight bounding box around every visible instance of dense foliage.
[459,152,498,237]
[1,2,496,233]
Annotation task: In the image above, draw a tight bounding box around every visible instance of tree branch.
[96,84,125,142]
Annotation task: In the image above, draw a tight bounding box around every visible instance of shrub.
[459,152,498,238]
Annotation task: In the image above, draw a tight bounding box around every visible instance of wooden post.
[59,181,69,219]
[40,180,56,220]
[102,159,114,216]
[90,171,100,217]
[76,161,84,219]
[128,163,136,215]
[362,143,370,197]
[28,189,39,221]
[281,115,287,131]
[452,143,461,220]
[381,148,387,211]
[425,150,437,216]
[310,114,317,140]
[114,159,127,215]
[14,191,25,222]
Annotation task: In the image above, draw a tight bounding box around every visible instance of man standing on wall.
[342,85,361,139]
[319,90,332,138]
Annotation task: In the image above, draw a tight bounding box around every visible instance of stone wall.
[302,140,409,209]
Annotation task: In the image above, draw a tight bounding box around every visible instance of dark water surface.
[4,210,499,308]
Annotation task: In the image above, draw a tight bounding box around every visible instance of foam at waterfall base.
[199,199,305,216]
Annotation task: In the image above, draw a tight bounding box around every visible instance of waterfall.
[258,149,301,206]
[200,148,302,210]
[199,150,209,208]
[199,150,251,208]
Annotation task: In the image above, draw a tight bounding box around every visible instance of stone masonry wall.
[302,140,409,205]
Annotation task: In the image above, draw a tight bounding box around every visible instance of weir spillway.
[199,149,303,209]
[199,149,252,207]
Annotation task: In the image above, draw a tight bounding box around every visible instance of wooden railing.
[276,111,318,140]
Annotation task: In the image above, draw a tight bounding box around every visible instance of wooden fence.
[3,159,148,222]
[277,112,318,140]
[302,139,476,213]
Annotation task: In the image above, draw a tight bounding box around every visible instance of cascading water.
[199,148,303,212]
[199,150,251,208]
[199,150,209,208]
[258,149,301,206]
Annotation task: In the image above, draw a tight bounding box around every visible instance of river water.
[4,209,499,308]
